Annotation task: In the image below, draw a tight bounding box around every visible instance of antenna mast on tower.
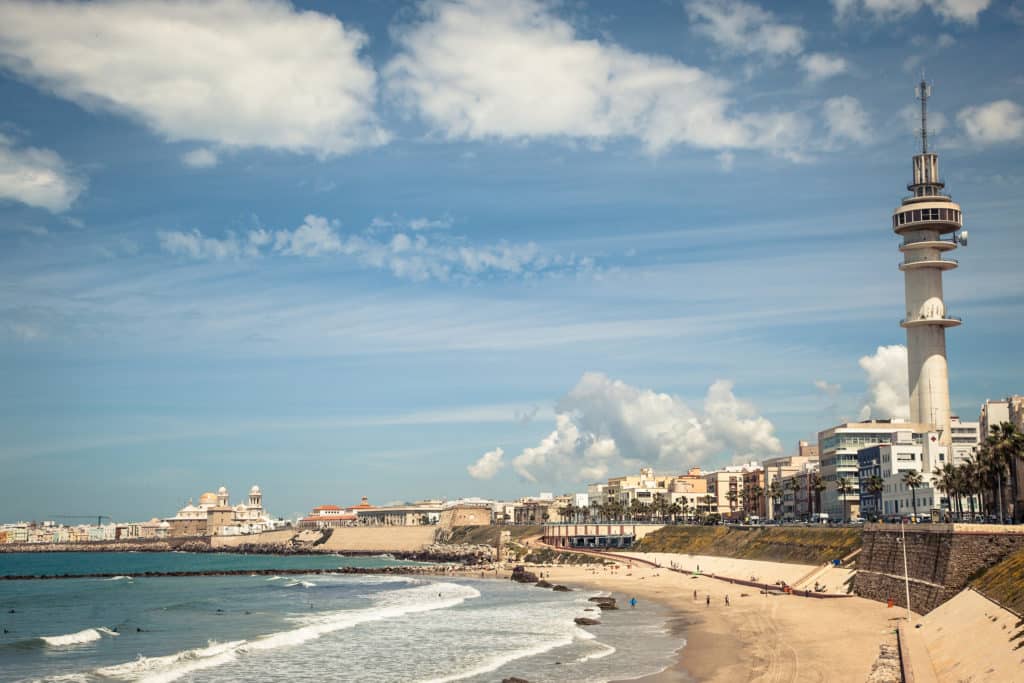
[915,76,931,154]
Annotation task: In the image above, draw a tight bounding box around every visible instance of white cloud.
[857,344,910,421]
[158,228,267,260]
[814,379,841,399]
[273,215,344,257]
[833,0,991,24]
[899,104,947,136]
[467,447,504,479]
[823,96,872,144]
[717,150,736,171]
[957,100,1024,144]
[385,0,807,158]
[800,53,848,82]
[510,372,782,483]
[0,0,388,157]
[160,213,579,281]
[0,134,84,212]
[687,0,805,57]
[181,147,218,169]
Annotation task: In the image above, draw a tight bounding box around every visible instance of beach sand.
[527,555,902,683]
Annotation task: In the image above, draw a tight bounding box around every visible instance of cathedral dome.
[250,485,261,494]
[199,492,218,506]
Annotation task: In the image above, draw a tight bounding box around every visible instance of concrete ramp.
[915,588,1022,682]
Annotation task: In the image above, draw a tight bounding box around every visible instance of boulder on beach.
[501,678,530,683]
[574,617,601,626]
[510,566,539,583]
[587,596,617,610]
[552,584,571,592]
[535,579,553,588]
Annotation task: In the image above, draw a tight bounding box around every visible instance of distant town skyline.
[2,0,1023,521]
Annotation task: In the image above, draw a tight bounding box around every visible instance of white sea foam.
[95,639,245,682]
[104,575,133,581]
[89,582,480,683]
[40,628,115,646]
[576,641,616,663]
[284,580,316,588]
[417,632,576,683]
[265,575,283,581]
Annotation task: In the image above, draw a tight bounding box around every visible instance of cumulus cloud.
[800,53,848,82]
[507,372,782,484]
[957,100,1024,144]
[832,0,991,24]
[0,134,84,212]
[159,214,582,281]
[0,0,388,157]
[181,147,218,169]
[858,345,910,421]
[814,379,842,399]
[823,96,872,144]
[687,0,805,57]
[385,0,807,158]
[467,447,505,479]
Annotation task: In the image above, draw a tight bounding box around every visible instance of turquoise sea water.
[0,553,685,682]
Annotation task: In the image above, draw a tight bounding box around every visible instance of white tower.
[892,80,968,445]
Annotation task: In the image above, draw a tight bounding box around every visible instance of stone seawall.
[853,523,1024,614]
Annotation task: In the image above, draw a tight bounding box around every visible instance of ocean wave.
[265,575,283,581]
[104,575,133,581]
[576,641,616,663]
[417,632,575,683]
[96,639,244,682]
[284,580,316,588]
[40,627,117,647]
[86,582,481,683]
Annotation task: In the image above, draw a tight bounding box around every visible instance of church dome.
[218,486,228,495]
[250,485,261,494]
[199,492,218,506]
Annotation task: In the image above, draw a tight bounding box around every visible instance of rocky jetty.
[551,584,571,592]
[406,543,495,564]
[535,579,553,588]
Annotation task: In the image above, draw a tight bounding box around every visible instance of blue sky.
[1,0,1022,522]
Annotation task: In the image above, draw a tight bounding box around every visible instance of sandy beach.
[516,554,903,683]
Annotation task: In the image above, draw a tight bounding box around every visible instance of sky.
[1,0,1023,522]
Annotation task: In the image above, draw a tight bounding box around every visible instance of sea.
[0,553,685,683]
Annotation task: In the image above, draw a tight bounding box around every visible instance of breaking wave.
[40,627,118,647]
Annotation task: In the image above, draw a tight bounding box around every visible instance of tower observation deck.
[892,80,968,444]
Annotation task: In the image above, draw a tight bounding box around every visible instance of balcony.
[899,237,958,252]
[899,257,959,271]
[900,315,962,329]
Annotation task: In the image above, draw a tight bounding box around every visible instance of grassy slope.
[633,525,863,565]
[445,525,544,546]
[971,547,1024,616]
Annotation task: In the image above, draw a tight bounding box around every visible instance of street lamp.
[899,520,912,623]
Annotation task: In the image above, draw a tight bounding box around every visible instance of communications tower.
[892,80,968,445]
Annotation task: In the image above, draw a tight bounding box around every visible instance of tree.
[901,471,924,521]
[702,494,716,522]
[987,422,1024,523]
[725,489,738,519]
[749,484,764,519]
[933,463,959,520]
[787,478,803,520]
[769,480,784,521]
[866,475,885,519]
[667,502,682,523]
[834,477,853,523]
[809,473,827,518]
[558,504,575,523]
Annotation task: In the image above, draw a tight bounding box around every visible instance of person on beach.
[693,589,697,600]
[630,597,637,609]
[725,595,730,606]
[706,595,710,606]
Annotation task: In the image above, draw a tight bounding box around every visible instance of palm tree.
[835,477,853,523]
[987,422,1024,522]
[866,475,884,519]
[725,489,738,520]
[901,471,924,521]
[702,494,716,522]
[749,484,764,519]
[769,480,784,521]
[667,502,681,523]
[787,478,803,520]
[934,463,959,520]
[809,473,827,518]
[558,504,575,523]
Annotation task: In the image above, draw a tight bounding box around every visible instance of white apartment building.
[818,420,934,519]
[873,430,947,518]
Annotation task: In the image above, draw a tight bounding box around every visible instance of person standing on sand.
[630,597,637,609]
[706,595,710,606]
[725,595,730,606]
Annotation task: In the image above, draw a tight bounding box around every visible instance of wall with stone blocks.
[853,523,1024,614]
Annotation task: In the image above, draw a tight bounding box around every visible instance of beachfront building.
[778,468,815,520]
[703,463,761,520]
[299,505,357,529]
[166,485,276,537]
[818,420,937,520]
[870,431,947,519]
[358,501,444,526]
[763,443,820,520]
[514,493,573,525]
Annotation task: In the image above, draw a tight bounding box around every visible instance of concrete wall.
[853,523,1024,614]
[439,506,491,529]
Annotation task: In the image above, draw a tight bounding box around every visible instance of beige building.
[358,501,443,526]
[166,485,274,537]
[703,463,761,520]
[763,442,820,519]
[439,503,492,528]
